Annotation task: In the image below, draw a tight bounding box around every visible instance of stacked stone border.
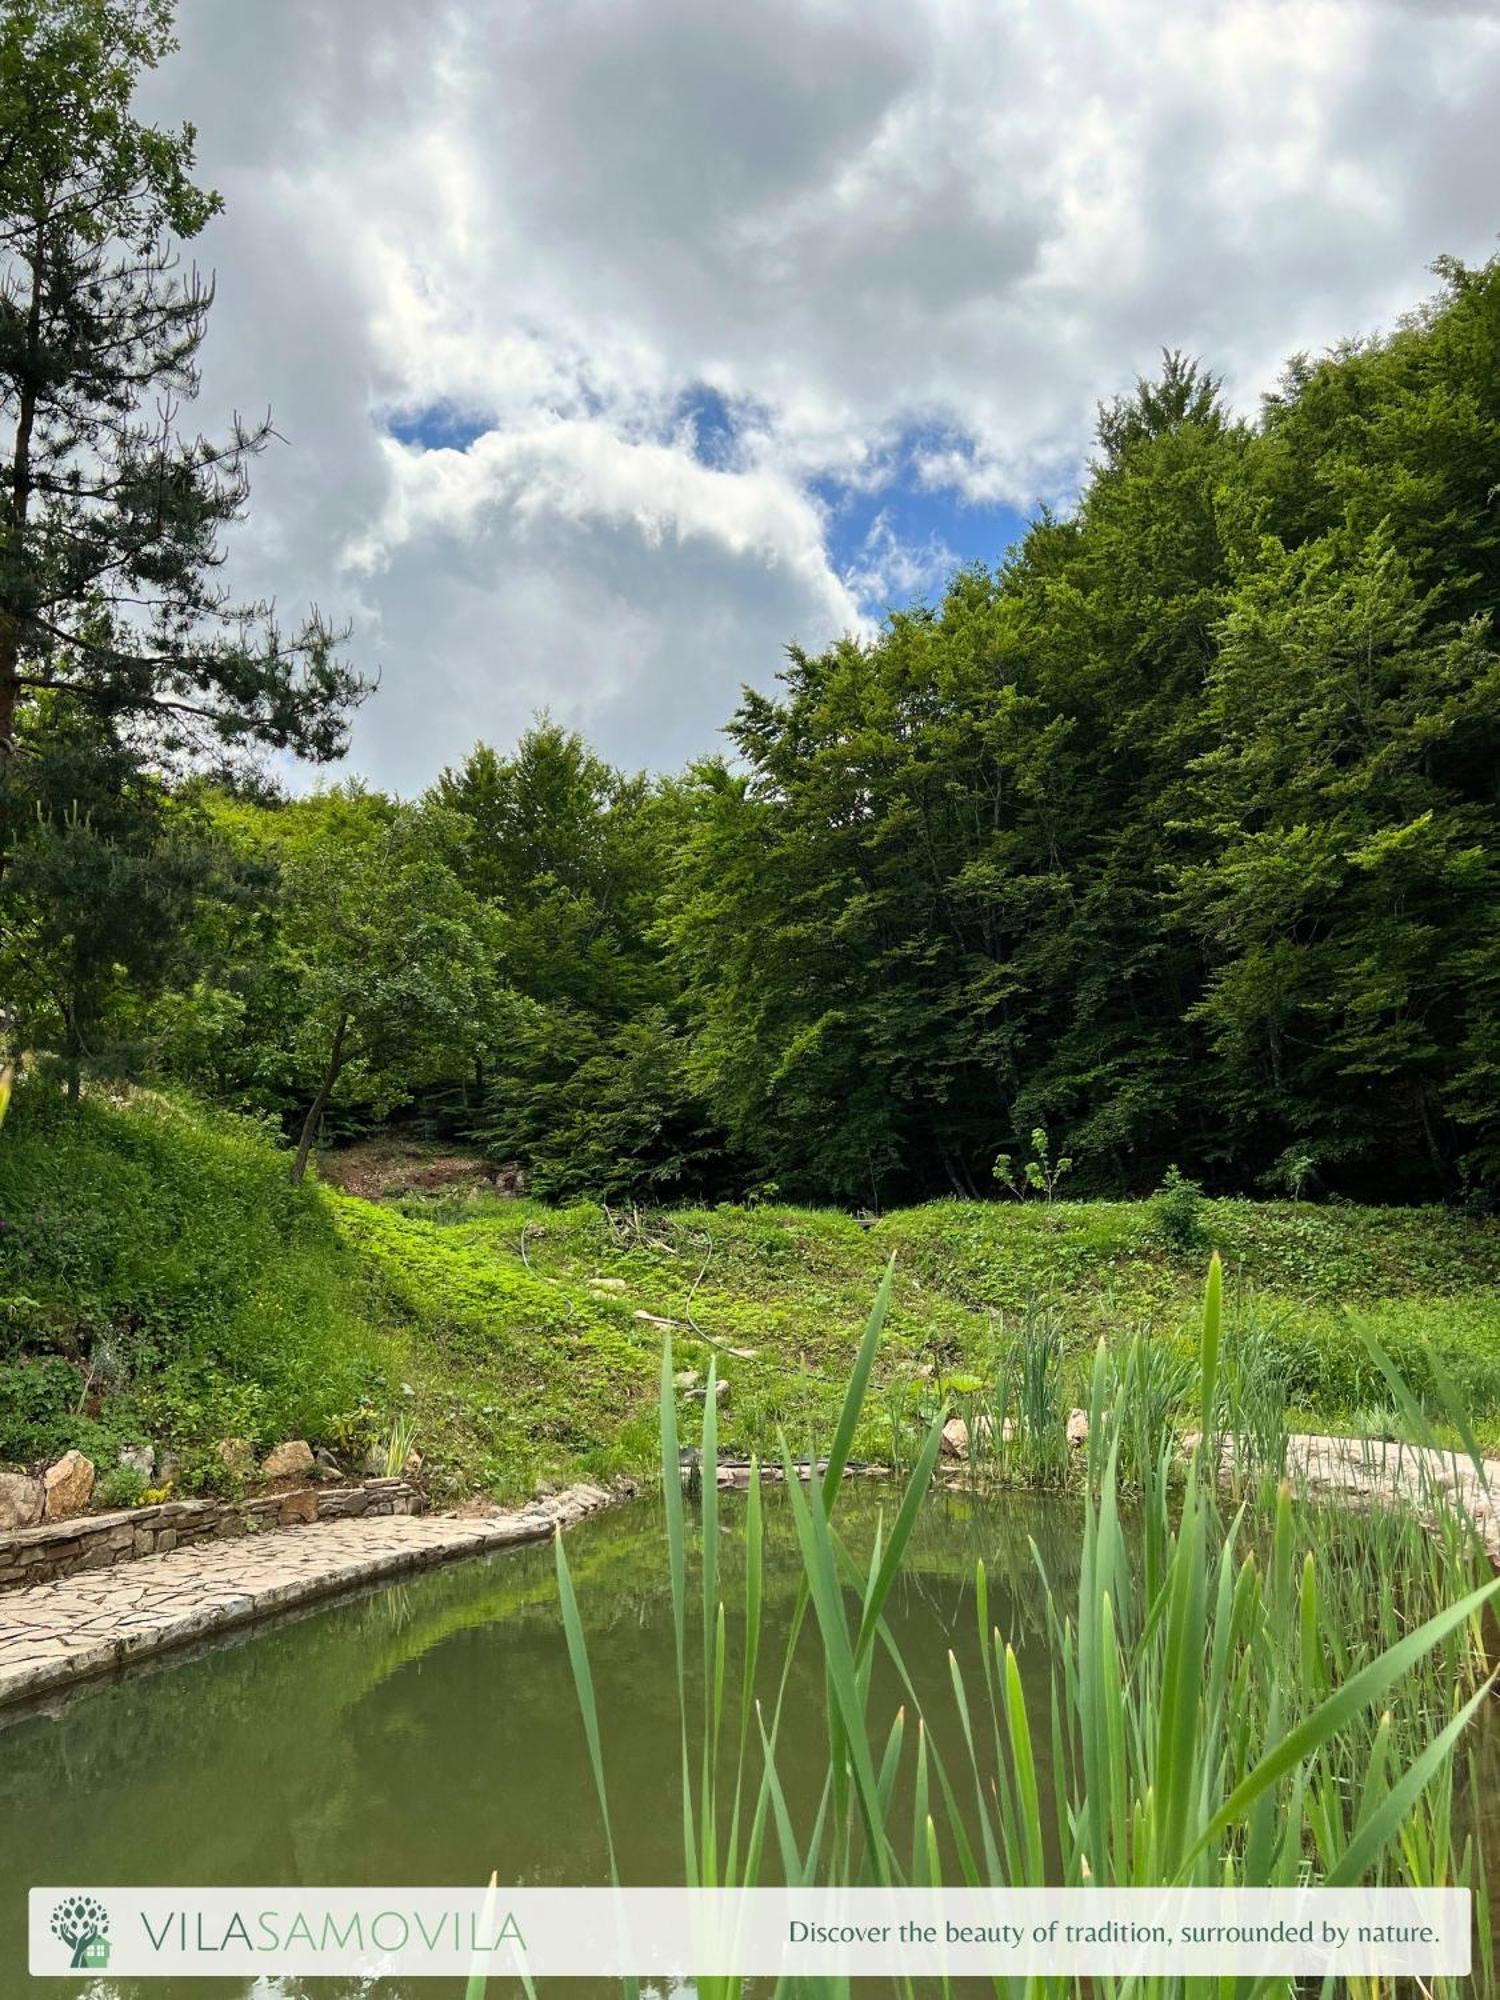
[0,1478,421,1593]
[0,1480,627,1712]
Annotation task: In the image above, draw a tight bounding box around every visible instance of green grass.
[3,1085,1500,1500]
[370,1186,1500,1488]
[0,1085,384,1481]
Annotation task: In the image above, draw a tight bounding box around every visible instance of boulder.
[43,1450,95,1520]
[118,1444,155,1481]
[277,1489,319,1526]
[940,1414,1003,1458]
[0,1470,44,1532]
[262,1439,316,1482]
[313,1447,343,1481]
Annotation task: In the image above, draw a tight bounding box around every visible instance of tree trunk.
[0,219,43,766]
[291,1011,349,1186]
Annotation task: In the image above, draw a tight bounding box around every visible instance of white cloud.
[139,0,1500,789]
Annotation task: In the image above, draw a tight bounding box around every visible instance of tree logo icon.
[50,1894,111,1970]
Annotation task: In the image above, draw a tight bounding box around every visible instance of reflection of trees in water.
[0,1487,1088,1977]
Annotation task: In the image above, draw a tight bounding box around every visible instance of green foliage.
[0,0,364,766]
[1148,1164,1207,1250]
[447,726,728,1200]
[0,1083,382,1472]
[93,1461,148,1509]
[658,262,1500,1206]
[531,1268,1496,2000]
[993,1125,1075,1202]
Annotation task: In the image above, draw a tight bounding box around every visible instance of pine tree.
[0,0,364,781]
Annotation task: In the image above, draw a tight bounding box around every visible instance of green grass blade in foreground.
[1198,1249,1223,1452]
[821,1256,893,1509]
[781,1439,893,1877]
[1183,1571,1500,1873]
[853,1408,946,1663]
[554,1529,621,1880]
[464,1871,537,2000]
[1326,1672,1499,1887]
[554,1530,643,2000]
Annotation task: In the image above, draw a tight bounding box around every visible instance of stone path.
[0,1481,625,1714]
[3,1433,1495,1719]
[1277,1431,1500,1563]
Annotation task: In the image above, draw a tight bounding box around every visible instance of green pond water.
[0,1486,1085,1998]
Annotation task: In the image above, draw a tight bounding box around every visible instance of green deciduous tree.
[211,789,501,1184]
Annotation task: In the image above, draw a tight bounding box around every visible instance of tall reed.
[489,1255,1498,1998]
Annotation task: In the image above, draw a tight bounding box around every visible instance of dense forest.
[2,5,1498,1214]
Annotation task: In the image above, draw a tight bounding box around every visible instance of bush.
[94,1462,149,1509]
[1148,1165,1207,1251]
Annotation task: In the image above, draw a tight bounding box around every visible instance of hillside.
[3,1090,1499,1502]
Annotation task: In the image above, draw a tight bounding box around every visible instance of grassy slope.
[3,1089,1499,1500]
[359,1187,1500,1495]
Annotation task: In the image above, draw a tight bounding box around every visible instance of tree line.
[2,2,1498,1208]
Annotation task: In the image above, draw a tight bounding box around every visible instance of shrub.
[1148,1164,1207,1250]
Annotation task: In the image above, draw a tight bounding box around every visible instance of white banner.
[29,1885,1468,1980]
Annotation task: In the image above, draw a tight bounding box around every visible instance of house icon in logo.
[50,1895,111,1971]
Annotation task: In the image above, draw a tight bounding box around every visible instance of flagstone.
[0,1481,628,1716]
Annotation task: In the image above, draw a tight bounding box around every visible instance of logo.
[50,1895,111,1971]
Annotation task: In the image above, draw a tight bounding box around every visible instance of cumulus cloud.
[140,0,1500,789]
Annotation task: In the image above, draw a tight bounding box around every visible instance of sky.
[140,0,1500,794]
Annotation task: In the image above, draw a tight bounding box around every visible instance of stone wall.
[0,1479,420,1593]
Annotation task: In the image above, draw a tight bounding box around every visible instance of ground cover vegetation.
[3,1084,1499,1496]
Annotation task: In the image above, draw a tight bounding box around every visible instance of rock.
[118,1443,155,1480]
[215,1438,255,1480]
[43,1450,95,1520]
[313,1447,343,1481]
[0,1470,44,1531]
[941,1414,1001,1458]
[277,1489,319,1526]
[688,1378,729,1405]
[262,1439,316,1481]
[674,1369,701,1391]
[156,1447,181,1487]
[941,1416,970,1459]
[402,1448,423,1477]
[589,1277,628,1292]
[1066,1408,1090,1447]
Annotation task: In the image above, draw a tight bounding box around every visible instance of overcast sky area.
[141,0,1500,795]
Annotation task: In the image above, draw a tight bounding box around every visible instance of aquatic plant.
[492,1258,1500,1995]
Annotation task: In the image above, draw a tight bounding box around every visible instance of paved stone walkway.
[3,1434,1495,1718]
[1277,1431,1500,1563]
[0,1481,624,1713]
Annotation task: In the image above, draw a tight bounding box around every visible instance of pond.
[0,1486,1087,1998]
